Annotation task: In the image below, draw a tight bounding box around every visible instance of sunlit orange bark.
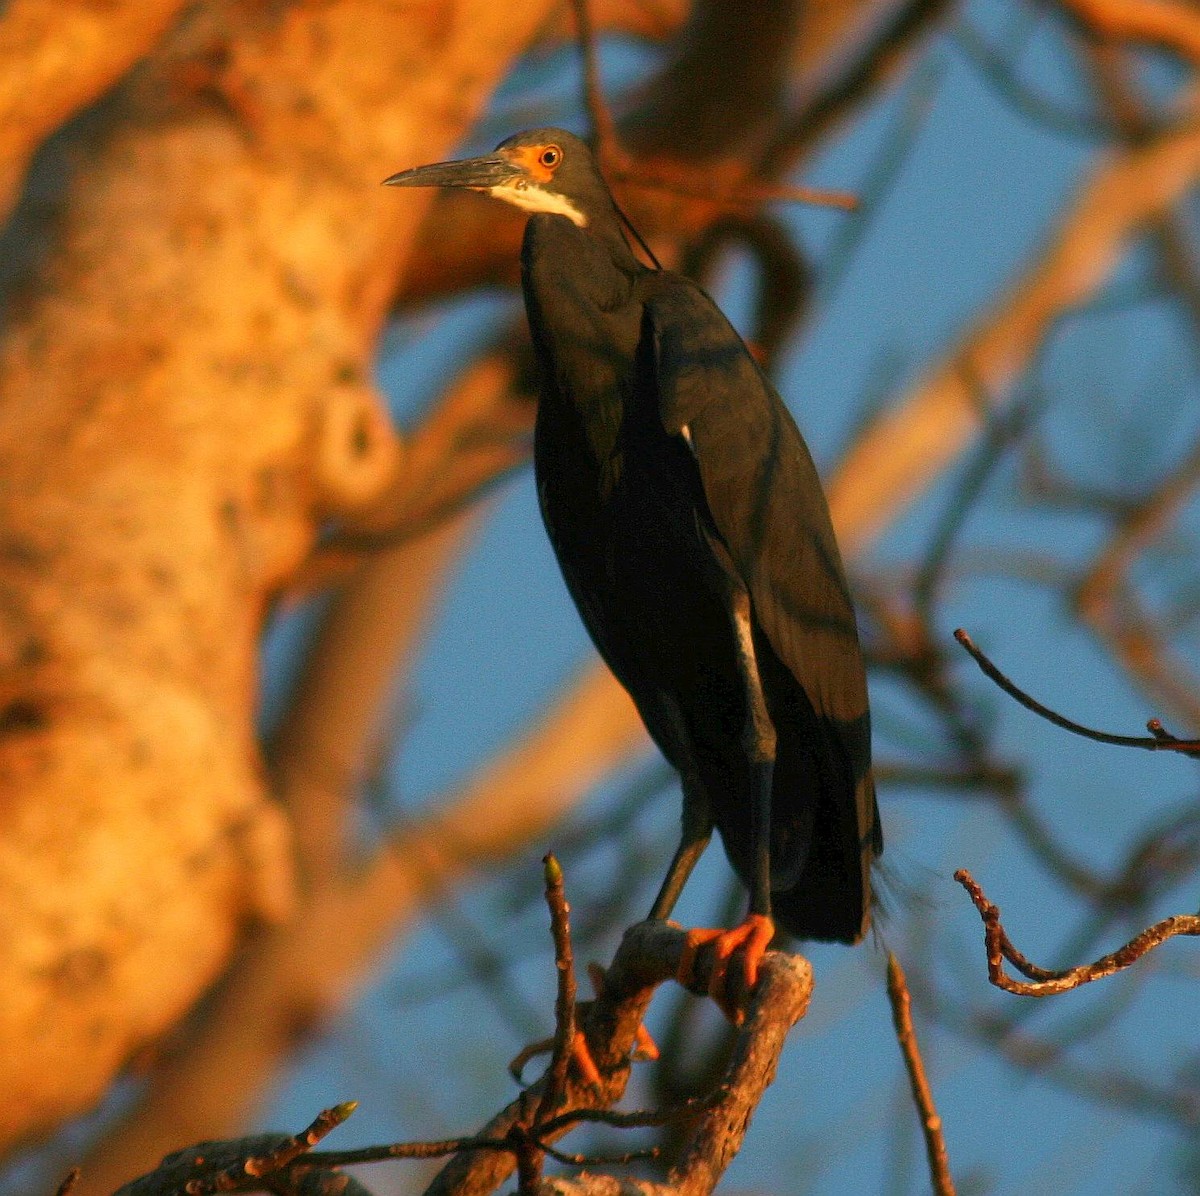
[0,0,566,1152]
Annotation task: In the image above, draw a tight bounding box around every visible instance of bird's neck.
[523,214,643,311]
[591,207,643,273]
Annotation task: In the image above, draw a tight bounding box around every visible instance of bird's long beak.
[382,153,521,192]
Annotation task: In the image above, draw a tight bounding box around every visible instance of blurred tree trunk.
[0,0,654,1155]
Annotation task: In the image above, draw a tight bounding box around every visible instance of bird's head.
[383,128,610,229]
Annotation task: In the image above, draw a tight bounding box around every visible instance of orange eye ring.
[538,145,562,170]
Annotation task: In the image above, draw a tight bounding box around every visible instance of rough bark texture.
[0,0,569,1153]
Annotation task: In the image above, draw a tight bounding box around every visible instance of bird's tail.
[770,728,879,945]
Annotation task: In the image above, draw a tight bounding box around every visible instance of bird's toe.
[677,914,775,1024]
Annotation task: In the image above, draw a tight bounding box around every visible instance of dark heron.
[385,128,880,1013]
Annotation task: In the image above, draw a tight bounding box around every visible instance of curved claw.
[677,914,775,1024]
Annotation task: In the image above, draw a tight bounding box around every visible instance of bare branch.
[955,869,1200,996]
[425,921,813,1196]
[110,1103,363,1196]
[886,955,955,1196]
[953,627,1200,754]
[535,854,580,1136]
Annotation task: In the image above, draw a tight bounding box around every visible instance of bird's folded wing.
[646,279,871,759]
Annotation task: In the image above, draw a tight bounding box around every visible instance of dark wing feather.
[534,469,689,767]
[646,276,879,935]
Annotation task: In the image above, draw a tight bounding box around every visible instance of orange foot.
[677,914,775,1024]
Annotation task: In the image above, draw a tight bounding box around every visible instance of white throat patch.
[490,181,589,228]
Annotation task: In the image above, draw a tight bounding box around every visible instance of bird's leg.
[678,590,777,1023]
[648,784,712,921]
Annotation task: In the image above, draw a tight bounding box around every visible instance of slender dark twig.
[539,1141,660,1167]
[886,955,956,1196]
[953,628,1200,754]
[538,1096,713,1138]
[309,1103,703,1172]
[955,870,1200,996]
[310,1136,516,1167]
[914,371,1044,619]
[311,1128,659,1171]
[952,21,1118,143]
[819,63,942,300]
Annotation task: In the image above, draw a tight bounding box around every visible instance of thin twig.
[914,370,1044,619]
[819,62,943,300]
[177,1103,358,1194]
[539,1141,660,1167]
[539,1097,713,1138]
[886,955,956,1196]
[952,20,1117,143]
[537,852,580,1122]
[955,869,1200,996]
[953,628,1200,753]
[310,1119,662,1172]
[311,1135,517,1167]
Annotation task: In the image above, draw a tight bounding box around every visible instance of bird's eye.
[538,146,562,170]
